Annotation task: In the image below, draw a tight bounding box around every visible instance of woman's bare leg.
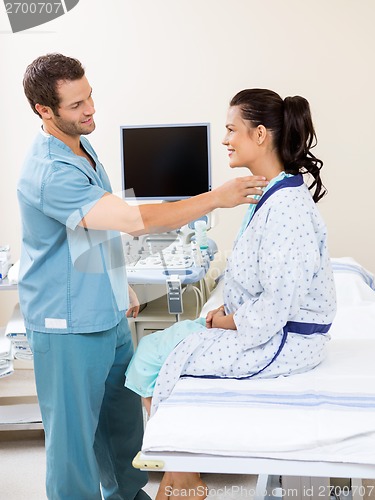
[142,396,152,415]
[141,397,207,499]
[155,472,207,499]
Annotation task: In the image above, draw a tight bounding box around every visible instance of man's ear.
[35,103,53,119]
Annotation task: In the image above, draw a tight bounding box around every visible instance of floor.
[0,432,258,499]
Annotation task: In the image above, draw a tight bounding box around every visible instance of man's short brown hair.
[23,53,85,117]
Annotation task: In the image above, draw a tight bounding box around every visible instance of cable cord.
[186,284,204,317]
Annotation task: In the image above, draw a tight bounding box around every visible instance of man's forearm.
[137,191,216,234]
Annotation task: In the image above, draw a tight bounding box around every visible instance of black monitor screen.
[120,123,211,200]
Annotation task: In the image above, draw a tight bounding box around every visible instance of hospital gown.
[125,174,337,414]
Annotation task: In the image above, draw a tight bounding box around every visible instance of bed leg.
[281,476,330,500]
[351,478,364,500]
[254,474,270,500]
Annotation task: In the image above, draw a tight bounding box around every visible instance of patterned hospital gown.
[128,175,337,414]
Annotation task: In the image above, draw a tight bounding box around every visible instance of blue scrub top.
[17,130,128,334]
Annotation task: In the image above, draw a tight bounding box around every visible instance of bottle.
[0,245,11,280]
[194,220,208,250]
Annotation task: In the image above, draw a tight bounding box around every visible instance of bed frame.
[133,451,375,499]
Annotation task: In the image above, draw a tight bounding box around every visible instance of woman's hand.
[205,306,225,328]
[206,306,236,330]
[126,286,140,318]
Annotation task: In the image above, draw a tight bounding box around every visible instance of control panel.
[122,229,216,285]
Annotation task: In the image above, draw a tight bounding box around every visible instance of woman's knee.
[134,333,161,364]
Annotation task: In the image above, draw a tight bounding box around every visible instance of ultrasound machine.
[120,122,216,318]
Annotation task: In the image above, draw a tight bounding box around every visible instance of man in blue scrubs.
[17,53,267,500]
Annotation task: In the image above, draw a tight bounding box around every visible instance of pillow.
[330,257,375,339]
[332,257,375,306]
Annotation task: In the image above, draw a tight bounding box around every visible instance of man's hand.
[212,175,268,208]
[126,286,140,318]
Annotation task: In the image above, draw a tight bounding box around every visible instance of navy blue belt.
[285,321,331,335]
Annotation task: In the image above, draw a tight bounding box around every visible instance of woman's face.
[222,105,258,170]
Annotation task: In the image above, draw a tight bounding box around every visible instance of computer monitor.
[120,123,211,201]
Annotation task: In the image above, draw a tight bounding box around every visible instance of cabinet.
[128,282,207,347]
[0,280,42,431]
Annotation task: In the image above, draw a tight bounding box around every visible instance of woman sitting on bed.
[125,88,337,499]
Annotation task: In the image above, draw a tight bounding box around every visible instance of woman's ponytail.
[282,96,326,202]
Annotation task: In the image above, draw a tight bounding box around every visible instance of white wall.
[1,0,374,324]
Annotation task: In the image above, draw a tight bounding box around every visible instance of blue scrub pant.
[27,316,150,500]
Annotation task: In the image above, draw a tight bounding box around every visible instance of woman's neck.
[248,159,284,181]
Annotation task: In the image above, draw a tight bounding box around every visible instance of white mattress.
[141,258,375,466]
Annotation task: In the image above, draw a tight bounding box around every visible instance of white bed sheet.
[142,338,375,464]
[141,258,375,467]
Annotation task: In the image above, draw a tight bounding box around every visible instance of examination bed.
[133,258,375,498]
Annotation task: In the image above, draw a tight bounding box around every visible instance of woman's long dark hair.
[230,89,326,202]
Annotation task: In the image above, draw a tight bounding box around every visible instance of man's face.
[52,76,96,137]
